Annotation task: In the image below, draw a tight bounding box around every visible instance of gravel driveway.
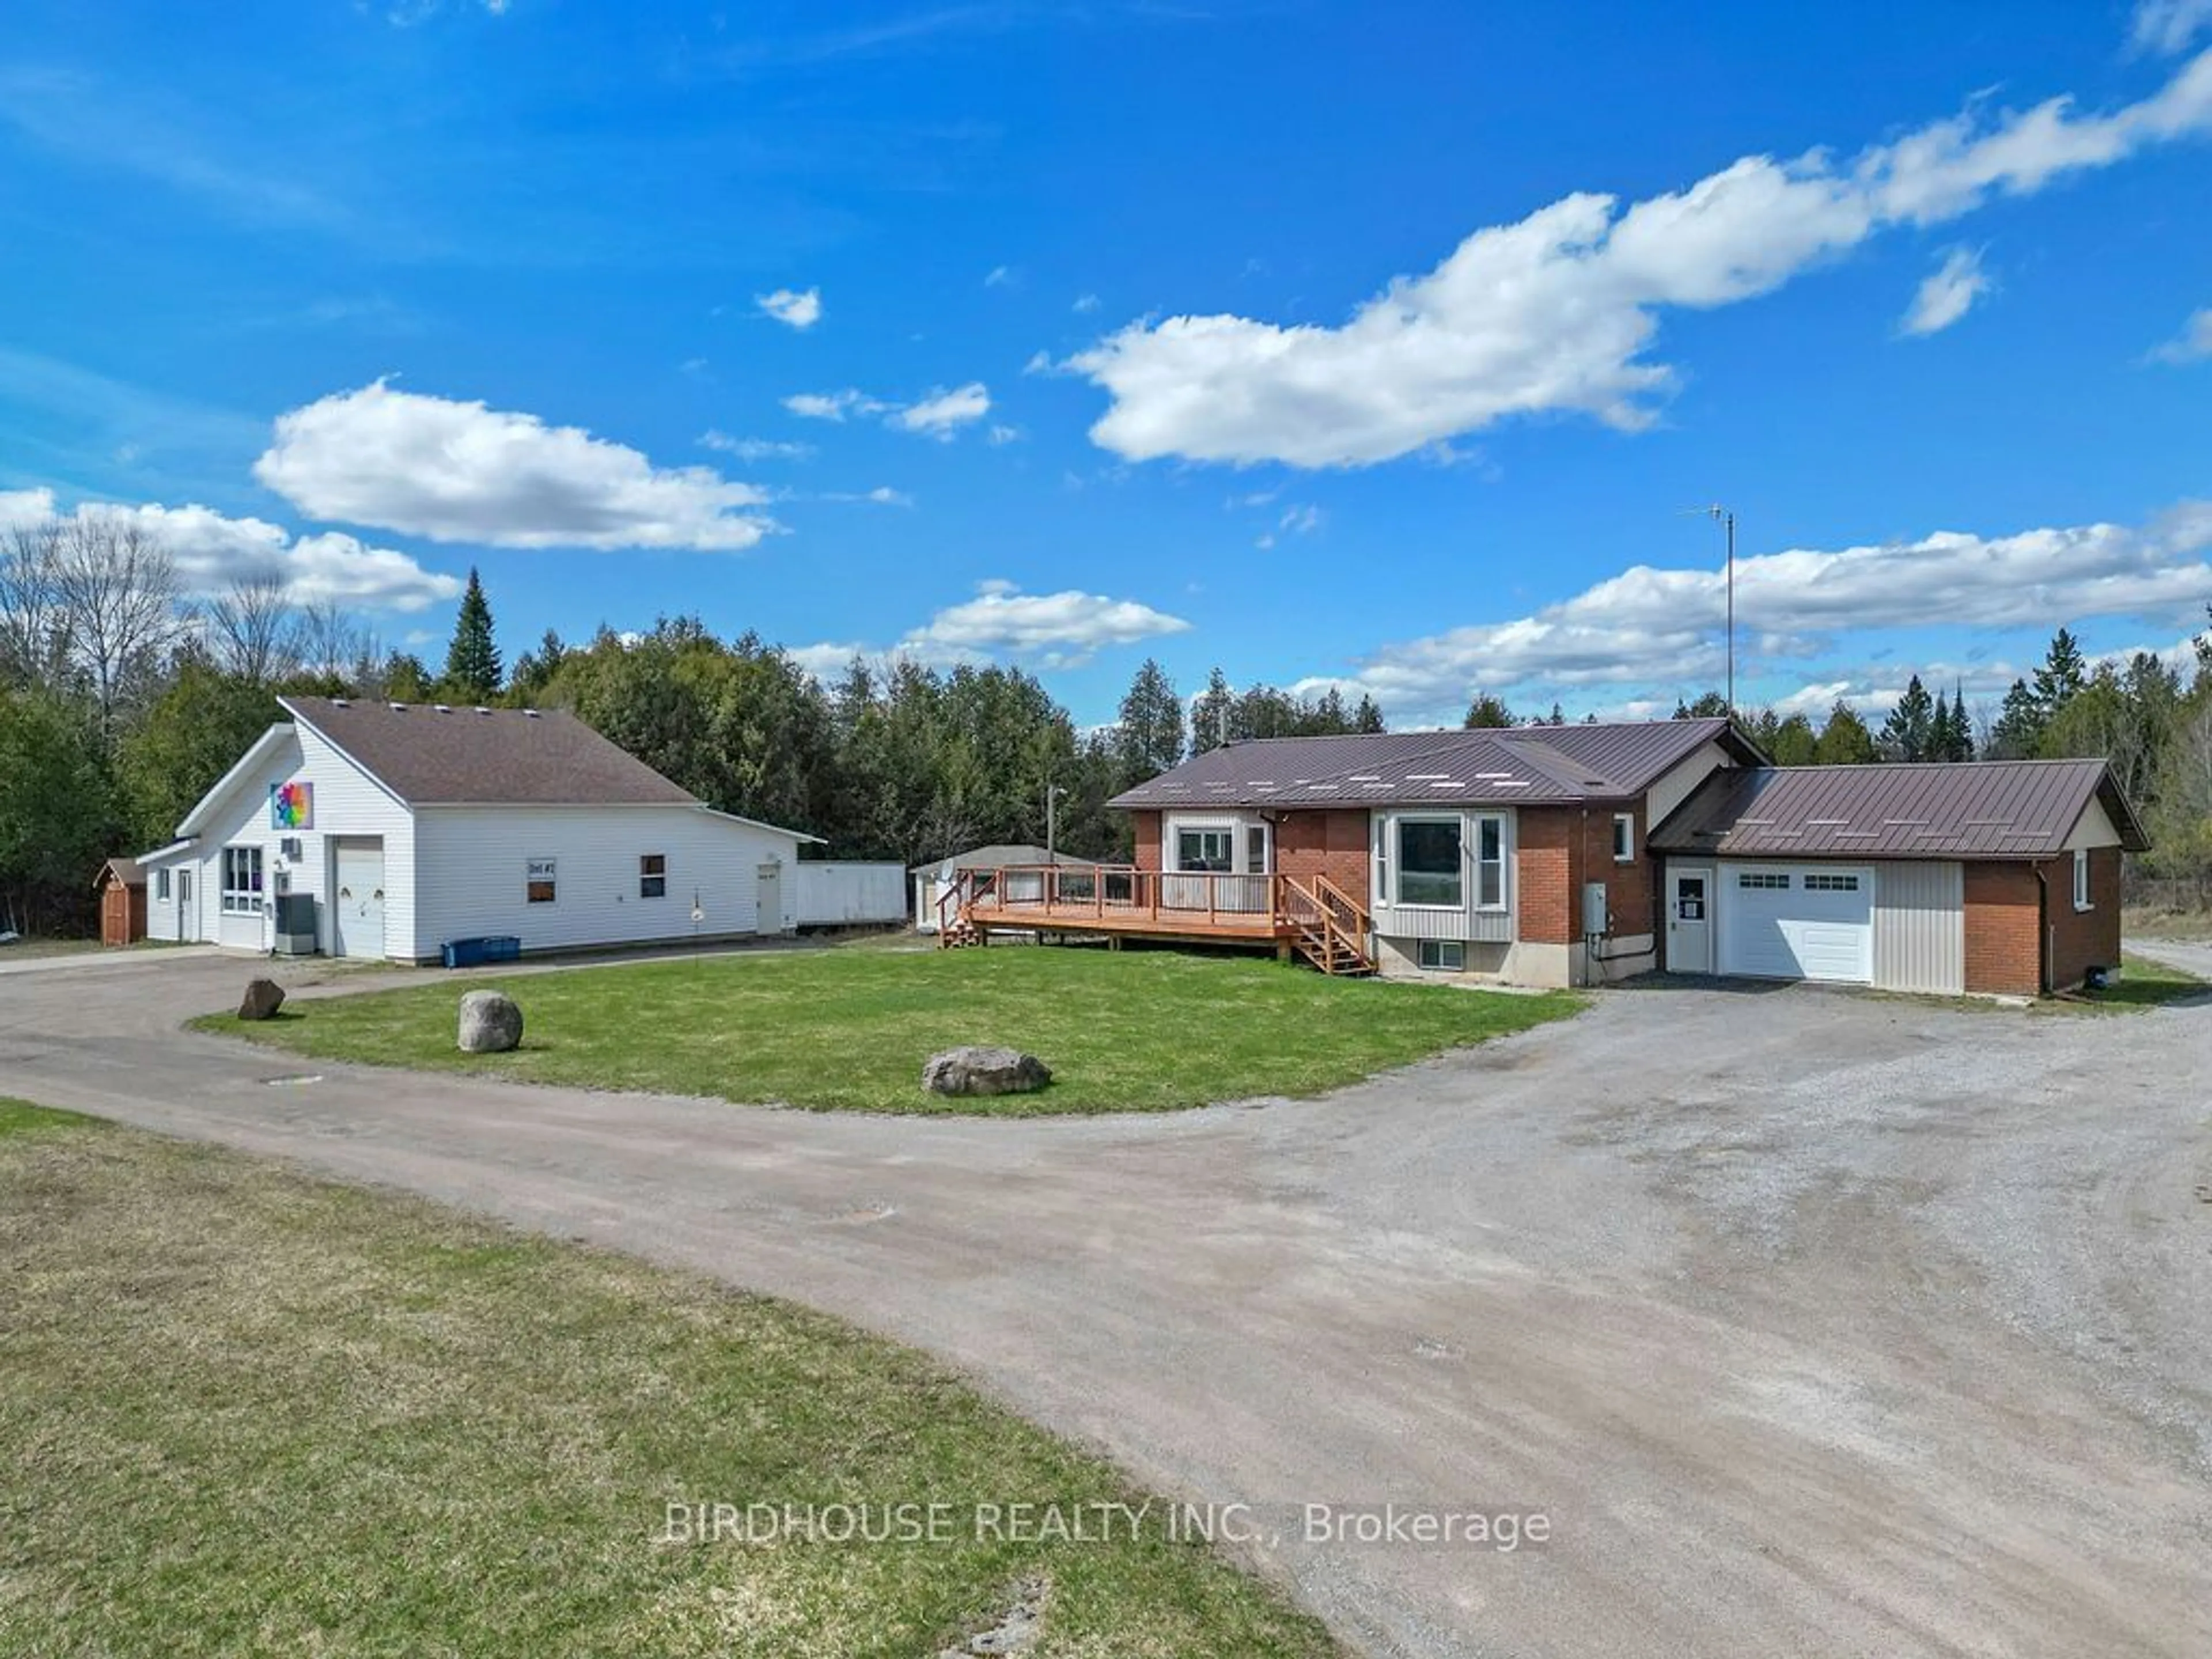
[5,948,2208,1657]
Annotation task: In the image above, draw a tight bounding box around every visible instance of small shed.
[96,857,147,947]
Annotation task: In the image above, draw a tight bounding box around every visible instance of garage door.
[1719,865,1873,983]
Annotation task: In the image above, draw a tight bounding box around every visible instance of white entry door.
[1719,865,1873,983]
[332,838,386,959]
[756,861,783,934]
[176,868,196,942]
[1667,866,1713,975]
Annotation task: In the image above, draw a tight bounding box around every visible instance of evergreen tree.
[1878,674,1936,761]
[1190,666,1234,753]
[1987,678,2045,759]
[1815,700,1877,764]
[1462,692,1515,728]
[1352,694,1386,734]
[1768,713,1819,766]
[441,567,502,699]
[2031,627,2086,718]
[1113,658,1184,781]
[1942,685,1975,761]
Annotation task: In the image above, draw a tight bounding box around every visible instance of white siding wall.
[793,862,907,925]
[141,725,416,957]
[410,805,804,960]
[1870,859,1965,995]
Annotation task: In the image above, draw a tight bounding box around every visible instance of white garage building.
[138,695,821,962]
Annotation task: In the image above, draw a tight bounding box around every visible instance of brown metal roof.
[282,695,699,807]
[1648,760,2151,861]
[1109,718,1747,811]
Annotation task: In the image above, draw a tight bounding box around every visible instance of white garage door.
[1720,865,1873,983]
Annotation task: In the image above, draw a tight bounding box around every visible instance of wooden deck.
[938,866,1376,974]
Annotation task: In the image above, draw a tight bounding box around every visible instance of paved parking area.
[3,950,2207,1657]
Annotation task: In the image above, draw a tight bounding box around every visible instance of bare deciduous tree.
[206,573,304,685]
[0,518,74,690]
[44,512,187,737]
[297,597,376,683]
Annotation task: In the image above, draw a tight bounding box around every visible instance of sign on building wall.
[270,781,313,830]
[527,858,557,904]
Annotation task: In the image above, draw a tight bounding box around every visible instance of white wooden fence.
[793,861,908,926]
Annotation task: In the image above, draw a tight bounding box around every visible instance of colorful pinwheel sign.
[270,781,313,830]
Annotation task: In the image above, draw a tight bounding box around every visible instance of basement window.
[640,854,667,899]
[2073,849,2092,911]
[1416,939,1466,972]
[1612,813,1635,862]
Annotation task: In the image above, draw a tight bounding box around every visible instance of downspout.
[2033,863,2051,997]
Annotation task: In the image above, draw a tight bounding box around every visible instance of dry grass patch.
[0,1100,1339,1657]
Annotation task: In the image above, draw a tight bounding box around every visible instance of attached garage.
[1718,864,1873,983]
[1653,759,2150,998]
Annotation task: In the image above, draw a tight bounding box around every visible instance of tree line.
[5,507,2210,932]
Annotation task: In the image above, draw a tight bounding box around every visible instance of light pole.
[1046,782,1069,860]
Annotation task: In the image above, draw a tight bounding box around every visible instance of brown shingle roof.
[1109,718,1750,810]
[281,696,699,807]
[1649,760,2152,860]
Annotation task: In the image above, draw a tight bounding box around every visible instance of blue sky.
[3,0,2210,727]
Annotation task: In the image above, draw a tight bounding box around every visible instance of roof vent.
[433,703,452,713]
[331,697,350,707]
[474,706,491,715]
[523,709,541,718]
[389,702,407,711]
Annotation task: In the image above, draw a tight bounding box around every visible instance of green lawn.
[193,945,1581,1115]
[0,1099,1340,1657]
[2061,950,2211,1013]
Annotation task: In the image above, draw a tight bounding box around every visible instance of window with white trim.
[1612,813,1635,862]
[1475,815,1505,908]
[1417,939,1466,972]
[1244,824,1268,875]
[2073,848,2092,911]
[1176,828,1233,873]
[1396,817,1463,907]
[155,869,171,900]
[1738,871,1789,891]
[220,846,263,914]
[639,853,667,899]
[1802,872,1860,892]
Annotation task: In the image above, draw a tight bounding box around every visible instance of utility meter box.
[1582,881,1609,938]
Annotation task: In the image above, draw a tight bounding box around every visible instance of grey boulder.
[457,988,524,1054]
[922,1045,1051,1097]
[237,978,286,1021]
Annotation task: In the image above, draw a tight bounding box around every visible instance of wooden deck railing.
[940,863,1378,974]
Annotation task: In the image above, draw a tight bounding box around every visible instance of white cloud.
[888,382,992,439]
[986,423,1022,446]
[1298,500,2212,721]
[983,264,1018,289]
[1073,293,1101,313]
[1069,49,2212,467]
[1899,247,1991,336]
[1279,504,1324,536]
[700,431,816,462]
[792,581,1191,678]
[756,286,823,329]
[0,487,461,612]
[2134,0,2212,54]
[2149,306,2212,362]
[817,486,914,507]
[255,381,774,551]
[783,389,882,421]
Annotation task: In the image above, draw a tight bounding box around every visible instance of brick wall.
[1516,809,1575,944]
[1132,812,1161,873]
[2044,846,2123,991]
[1275,809,1369,898]
[1579,802,1654,939]
[1963,862,2041,996]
